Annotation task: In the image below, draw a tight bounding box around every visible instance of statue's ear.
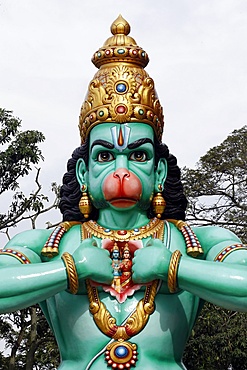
[76,158,88,189]
[154,158,167,192]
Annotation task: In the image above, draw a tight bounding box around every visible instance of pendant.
[105,340,138,369]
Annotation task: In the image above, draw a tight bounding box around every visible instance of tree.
[0,307,59,370]
[0,108,47,234]
[0,109,60,369]
[182,126,247,370]
[182,125,247,241]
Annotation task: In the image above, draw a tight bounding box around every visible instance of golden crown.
[79,15,164,144]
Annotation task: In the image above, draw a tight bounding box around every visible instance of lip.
[109,198,137,208]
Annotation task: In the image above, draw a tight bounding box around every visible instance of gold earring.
[79,185,92,218]
[152,187,166,218]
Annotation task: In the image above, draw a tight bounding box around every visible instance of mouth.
[109,198,138,208]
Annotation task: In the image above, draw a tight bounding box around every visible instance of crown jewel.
[79,15,164,143]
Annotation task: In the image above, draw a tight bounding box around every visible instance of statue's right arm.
[0,230,112,314]
[0,230,68,313]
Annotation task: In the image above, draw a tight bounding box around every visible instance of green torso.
[41,223,201,370]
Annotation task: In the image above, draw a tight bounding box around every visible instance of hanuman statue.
[0,15,247,370]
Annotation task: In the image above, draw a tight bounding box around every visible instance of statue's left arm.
[132,226,247,312]
[177,226,247,311]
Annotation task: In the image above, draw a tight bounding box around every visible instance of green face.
[86,122,156,212]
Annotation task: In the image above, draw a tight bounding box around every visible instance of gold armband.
[168,250,182,293]
[0,248,31,264]
[61,252,79,295]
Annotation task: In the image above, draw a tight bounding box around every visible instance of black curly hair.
[59,136,187,222]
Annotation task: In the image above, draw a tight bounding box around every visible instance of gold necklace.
[86,279,159,369]
[82,217,164,242]
[84,218,164,369]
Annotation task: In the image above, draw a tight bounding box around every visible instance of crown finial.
[111,14,130,36]
[93,15,145,67]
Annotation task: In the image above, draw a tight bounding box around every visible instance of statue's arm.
[177,226,247,311]
[0,230,113,313]
[0,230,68,313]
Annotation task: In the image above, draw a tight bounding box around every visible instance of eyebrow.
[90,138,154,152]
[127,138,154,149]
[90,140,114,152]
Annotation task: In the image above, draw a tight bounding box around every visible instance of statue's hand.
[132,239,172,284]
[72,238,113,285]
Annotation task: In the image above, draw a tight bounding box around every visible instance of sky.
[0,0,247,241]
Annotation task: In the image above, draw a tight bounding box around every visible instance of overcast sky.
[1,0,247,240]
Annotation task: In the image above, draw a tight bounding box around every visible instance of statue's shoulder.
[192,225,241,253]
[5,229,52,255]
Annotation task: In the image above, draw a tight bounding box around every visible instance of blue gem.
[116,83,127,93]
[114,345,129,358]
[117,49,125,54]
[104,229,111,233]
[134,228,139,232]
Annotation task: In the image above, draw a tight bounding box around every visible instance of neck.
[97,208,150,230]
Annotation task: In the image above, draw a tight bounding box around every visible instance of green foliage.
[184,303,247,370]
[0,307,59,370]
[0,109,60,369]
[0,108,45,194]
[182,125,247,242]
[0,109,48,232]
[182,126,247,369]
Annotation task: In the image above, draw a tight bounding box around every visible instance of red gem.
[117,230,127,235]
[116,105,126,114]
[132,50,137,55]
[105,50,111,55]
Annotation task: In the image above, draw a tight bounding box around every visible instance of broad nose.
[113,168,130,182]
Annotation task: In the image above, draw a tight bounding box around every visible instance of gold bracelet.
[61,252,79,294]
[167,250,182,293]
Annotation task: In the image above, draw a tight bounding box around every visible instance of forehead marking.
[111,125,131,152]
[118,127,124,146]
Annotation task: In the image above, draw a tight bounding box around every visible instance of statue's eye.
[129,151,147,162]
[97,152,114,162]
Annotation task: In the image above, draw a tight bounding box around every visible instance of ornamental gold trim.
[167,250,182,293]
[86,278,159,340]
[61,252,79,295]
[79,15,164,144]
[214,244,247,262]
[82,218,164,242]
